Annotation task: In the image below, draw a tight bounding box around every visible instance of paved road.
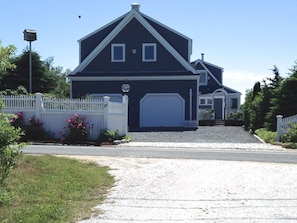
[22,144,297,164]
[22,126,297,164]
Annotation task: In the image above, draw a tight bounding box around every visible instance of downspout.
[197,76,200,126]
[189,89,192,123]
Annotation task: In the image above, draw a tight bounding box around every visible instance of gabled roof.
[193,59,222,86]
[72,5,197,75]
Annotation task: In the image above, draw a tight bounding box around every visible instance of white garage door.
[140,93,185,127]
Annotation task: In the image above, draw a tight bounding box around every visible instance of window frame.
[199,71,208,86]
[230,98,238,109]
[200,97,213,106]
[142,43,157,62]
[111,44,125,62]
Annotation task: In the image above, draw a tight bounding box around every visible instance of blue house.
[69,3,241,129]
[192,54,241,121]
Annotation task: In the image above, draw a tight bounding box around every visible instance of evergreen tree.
[0,50,59,93]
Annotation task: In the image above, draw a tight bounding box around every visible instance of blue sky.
[1,0,297,102]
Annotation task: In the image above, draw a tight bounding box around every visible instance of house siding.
[80,20,122,62]
[81,18,186,73]
[204,63,222,83]
[71,79,198,128]
[144,17,190,61]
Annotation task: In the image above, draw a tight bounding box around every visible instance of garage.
[140,93,185,127]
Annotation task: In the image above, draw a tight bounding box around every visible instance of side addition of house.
[192,54,241,121]
[68,3,241,129]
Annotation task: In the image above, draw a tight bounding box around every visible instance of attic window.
[142,43,156,62]
[111,44,125,62]
[199,71,208,86]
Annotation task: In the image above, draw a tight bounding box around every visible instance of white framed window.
[200,98,213,105]
[231,98,238,109]
[142,43,156,62]
[111,44,125,62]
[199,71,208,86]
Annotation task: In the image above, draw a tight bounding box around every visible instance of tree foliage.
[0,41,16,71]
[0,50,59,93]
[244,63,297,132]
[0,46,70,97]
[0,100,24,185]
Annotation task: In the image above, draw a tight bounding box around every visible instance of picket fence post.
[35,93,43,120]
[103,96,110,130]
[276,115,283,142]
[122,94,129,135]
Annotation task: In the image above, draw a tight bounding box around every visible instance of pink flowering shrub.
[10,112,25,129]
[11,113,47,141]
[61,114,89,142]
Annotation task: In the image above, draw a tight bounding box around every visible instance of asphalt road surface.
[22,144,297,164]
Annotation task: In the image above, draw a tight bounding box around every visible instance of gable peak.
[131,3,140,11]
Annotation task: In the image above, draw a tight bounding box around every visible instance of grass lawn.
[0,154,115,222]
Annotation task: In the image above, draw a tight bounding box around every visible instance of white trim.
[195,61,222,86]
[90,93,123,102]
[142,43,157,62]
[199,71,208,86]
[72,9,198,75]
[230,97,239,109]
[194,59,224,70]
[69,75,200,81]
[77,14,127,43]
[111,44,125,62]
[141,13,193,62]
[212,88,228,120]
[223,85,242,95]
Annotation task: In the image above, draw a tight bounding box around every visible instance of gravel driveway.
[77,126,297,222]
[128,126,261,143]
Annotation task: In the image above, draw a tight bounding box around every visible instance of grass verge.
[255,128,297,149]
[0,154,114,222]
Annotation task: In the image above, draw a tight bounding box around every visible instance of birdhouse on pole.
[23,29,37,41]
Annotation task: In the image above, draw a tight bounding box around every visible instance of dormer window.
[142,43,156,62]
[111,44,125,62]
[199,71,208,86]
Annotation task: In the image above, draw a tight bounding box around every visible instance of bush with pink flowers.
[61,114,90,143]
[10,113,47,141]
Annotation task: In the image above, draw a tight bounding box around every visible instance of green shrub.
[255,128,277,143]
[227,110,243,121]
[281,123,297,143]
[98,129,120,143]
[0,100,24,186]
[11,113,48,141]
[286,123,297,143]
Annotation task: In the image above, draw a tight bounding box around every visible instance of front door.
[214,98,223,120]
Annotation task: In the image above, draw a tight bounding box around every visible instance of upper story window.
[199,71,208,86]
[142,43,156,62]
[111,44,125,62]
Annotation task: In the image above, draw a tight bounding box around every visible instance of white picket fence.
[276,114,297,141]
[1,93,128,140]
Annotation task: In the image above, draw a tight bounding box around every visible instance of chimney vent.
[201,52,204,61]
[131,3,140,11]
